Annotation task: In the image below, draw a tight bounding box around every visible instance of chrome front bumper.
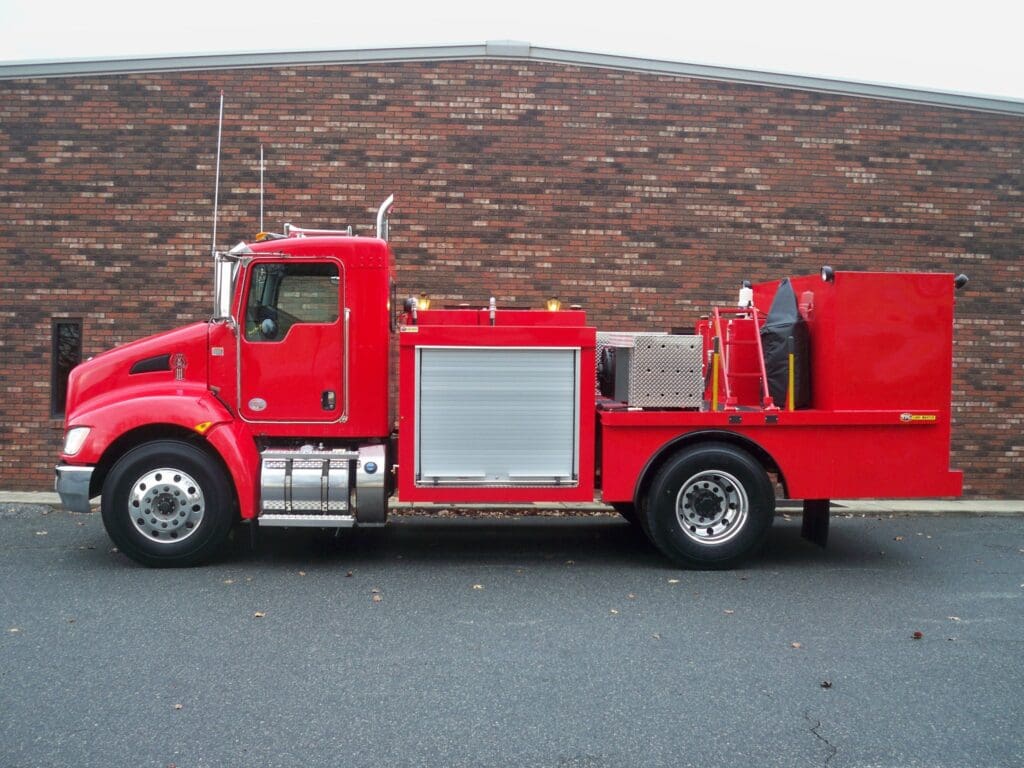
[54,465,95,513]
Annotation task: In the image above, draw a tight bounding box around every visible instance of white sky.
[1,0,1022,101]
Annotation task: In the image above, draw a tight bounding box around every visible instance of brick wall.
[0,60,1020,496]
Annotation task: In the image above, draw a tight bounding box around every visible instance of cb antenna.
[259,143,265,234]
[211,91,224,258]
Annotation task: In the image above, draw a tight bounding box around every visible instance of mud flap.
[801,498,830,547]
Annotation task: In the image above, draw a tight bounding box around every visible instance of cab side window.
[245,262,340,342]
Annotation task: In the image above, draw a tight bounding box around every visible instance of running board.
[258,514,356,528]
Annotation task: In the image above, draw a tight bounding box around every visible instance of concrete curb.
[3,491,1022,516]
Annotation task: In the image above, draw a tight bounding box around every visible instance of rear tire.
[642,442,774,569]
[101,440,235,567]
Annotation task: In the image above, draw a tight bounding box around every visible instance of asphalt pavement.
[1,504,1021,768]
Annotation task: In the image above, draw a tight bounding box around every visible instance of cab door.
[238,258,346,423]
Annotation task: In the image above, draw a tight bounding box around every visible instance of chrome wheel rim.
[128,468,205,544]
[675,469,748,545]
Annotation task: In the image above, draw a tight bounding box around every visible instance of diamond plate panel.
[627,335,704,407]
[597,333,703,408]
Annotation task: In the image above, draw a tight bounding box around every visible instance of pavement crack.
[804,709,838,767]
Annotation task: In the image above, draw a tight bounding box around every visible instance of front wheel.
[642,443,774,569]
[101,440,235,567]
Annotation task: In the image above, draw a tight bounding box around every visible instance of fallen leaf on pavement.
[667,579,680,584]
[609,609,619,615]
[912,631,923,640]
[298,571,306,577]
[948,616,961,622]
[35,531,47,536]
[346,571,354,577]
[253,611,266,618]
[627,593,636,600]
[652,633,661,640]
[820,680,832,689]
[724,609,735,615]
[371,594,382,603]
[8,628,20,634]
[790,642,802,649]
[472,584,484,590]
[173,704,183,710]
[223,579,234,585]
[894,536,904,541]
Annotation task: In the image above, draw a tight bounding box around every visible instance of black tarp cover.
[760,279,810,408]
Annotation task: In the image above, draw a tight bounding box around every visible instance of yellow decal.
[194,421,214,434]
[400,325,420,333]
[899,413,938,423]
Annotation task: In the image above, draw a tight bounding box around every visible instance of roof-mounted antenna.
[211,91,224,259]
[259,143,264,234]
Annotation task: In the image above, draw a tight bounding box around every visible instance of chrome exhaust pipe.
[376,194,395,241]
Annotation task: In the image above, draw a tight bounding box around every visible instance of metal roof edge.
[527,45,1024,117]
[1,40,1022,117]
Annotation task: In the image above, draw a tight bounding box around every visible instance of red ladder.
[710,307,777,411]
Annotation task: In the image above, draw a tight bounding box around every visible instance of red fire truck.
[55,198,964,568]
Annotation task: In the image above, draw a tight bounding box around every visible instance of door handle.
[322,390,336,411]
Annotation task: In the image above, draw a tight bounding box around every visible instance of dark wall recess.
[51,319,82,418]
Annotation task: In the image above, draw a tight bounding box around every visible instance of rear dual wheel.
[643,443,774,569]
[101,440,235,567]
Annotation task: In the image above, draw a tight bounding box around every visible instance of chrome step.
[258,514,356,528]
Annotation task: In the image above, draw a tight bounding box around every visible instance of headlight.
[63,427,91,456]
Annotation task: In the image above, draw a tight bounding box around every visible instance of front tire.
[101,440,235,567]
[642,442,774,569]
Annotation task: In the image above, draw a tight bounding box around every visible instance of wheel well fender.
[633,430,787,507]
[90,424,228,499]
[204,421,260,520]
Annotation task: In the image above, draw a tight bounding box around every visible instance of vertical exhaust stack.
[376,194,395,241]
[210,91,225,319]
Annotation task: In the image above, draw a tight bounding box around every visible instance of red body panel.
[64,322,211,420]
[600,271,962,503]
[397,310,596,503]
[61,385,232,466]
[750,272,955,412]
[599,409,962,502]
